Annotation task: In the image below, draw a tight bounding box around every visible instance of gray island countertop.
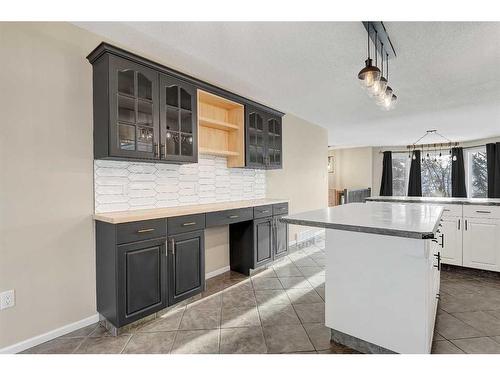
[366,196,500,206]
[281,202,443,239]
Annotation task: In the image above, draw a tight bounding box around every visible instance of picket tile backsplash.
[94,155,266,213]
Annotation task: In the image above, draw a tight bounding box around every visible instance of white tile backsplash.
[94,155,266,213]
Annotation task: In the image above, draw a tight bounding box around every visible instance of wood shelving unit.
[197,90,245,167]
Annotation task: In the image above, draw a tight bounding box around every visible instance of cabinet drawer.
[117,219,167,244]
[440,204,463,218]
[206,208,253,227]
[254,205,273,219]
[463,205,500,219]
[167,214,205,235]
[273,203,289,216]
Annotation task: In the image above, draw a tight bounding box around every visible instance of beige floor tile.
[251,267,278,279]
[273,264,302,277]
[122,332,176,354]
[286,289,323,305]
[451,337,500,354]
[292,257,318,268]
[179,306,221,330]
[187,293,222,310]
[298,266,325,278]
[435,310,482,340]
[303,323,332,350]
[74,335,131,354]
[452,310,500,336]
[254,289,291,306]
[258,303,301,326]
[262,324,314,353]
[431,340,464,354]
[220,327,267,354]
[222,289,257,308]
[22,338,84,354]
[221,306,261,328]
[138,308,185,332]
[279,276,313,290]
[294,303,325,323]
[171,329,219,354]
[252,277,283,290]
[315,287,325,301]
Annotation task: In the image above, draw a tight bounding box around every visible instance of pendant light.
[378,52,396,110]
[357,24,381,90]
[370,42,388,98]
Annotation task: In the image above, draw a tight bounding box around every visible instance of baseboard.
[0,313,99,354]
[205,265,231,280]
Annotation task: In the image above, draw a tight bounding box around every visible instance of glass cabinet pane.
[118,124,135,150]
[249,113,256,129]
[118,96,135,123]
[166,132,179,155]
[165,86,178,107]
[137,73,152,100]
[256,146,264,164]
[275,150,281,164]
[137,127,153,152]
[181,111,193,133]
[181,134,193,156]
[166,108,180,132]
[137,100,153,125]
[118,70,135,96]
[268,119,275,134]
[180,88,192,110]
[256,114,263,131]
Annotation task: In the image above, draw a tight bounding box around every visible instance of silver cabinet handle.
[465,219,468,231]
[228,215,239,219]
[476,210,491,214]
[443,209,450,212]
[137,228,155,233]
[458,218,461,230]
[170,237,176,256]
[182,222,196,226]
[260,210,270,213]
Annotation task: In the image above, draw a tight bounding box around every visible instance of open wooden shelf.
[199,116,239,131]
[199,147,240,157]
[197,90,245,167]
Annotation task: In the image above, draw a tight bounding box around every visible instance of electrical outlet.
[0,290,15,310]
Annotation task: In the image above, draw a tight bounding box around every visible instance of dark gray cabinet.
[117,240,167,324]
[254,217,274,267]
[159,74,198,163]
[168,230,205,305]
[245,106,282,169]
[274,215,289,259]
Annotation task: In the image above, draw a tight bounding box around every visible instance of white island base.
[325,229,440,354]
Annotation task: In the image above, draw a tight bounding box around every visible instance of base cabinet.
[440,216,463,266]
[168,230,205,305]
[254,217,274,267]
[463,217,500,272]
[274,215,289,259]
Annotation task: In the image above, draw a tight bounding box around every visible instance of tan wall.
[266,114,329,243]
[328,147,373,191]
[0,23,101,349]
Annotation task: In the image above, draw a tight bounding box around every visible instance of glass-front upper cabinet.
[109,55,159,160]
[266,116,282,169]
[245,106,283,169]
[159,74,198,163]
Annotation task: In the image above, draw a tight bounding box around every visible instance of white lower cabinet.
[463,217,500,272]
[440,216,463,266]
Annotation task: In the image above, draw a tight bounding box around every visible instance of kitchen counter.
[94,198,289,224]
[281,202,443,239]
[367,196,500,206]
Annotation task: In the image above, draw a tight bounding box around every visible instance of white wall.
[328,147,373,191]
[267,114,329,243]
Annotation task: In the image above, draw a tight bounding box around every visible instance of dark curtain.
[408,150,422,197]
[486,143,496,198]
[379,151,393,196]
[451,147,467,198]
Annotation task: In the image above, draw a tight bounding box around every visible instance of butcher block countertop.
[94,198,289,224]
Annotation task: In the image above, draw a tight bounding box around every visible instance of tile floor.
[22,236,500,354]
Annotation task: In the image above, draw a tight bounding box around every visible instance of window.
[391,153,410,196]
[421,155,452,197]
[465,146,487,198]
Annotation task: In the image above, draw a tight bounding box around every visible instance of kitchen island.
[282,202,443,354]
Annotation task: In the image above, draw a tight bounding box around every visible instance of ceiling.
[75,22,500,147]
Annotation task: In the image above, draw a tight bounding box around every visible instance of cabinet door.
[245,106,267,169]
[168,230,205,305]
[274,215,288,259]
[463,218,500,272]
[117,240,167,325]
[254,217,273,267]
[266,115,282,169]
[109,55,160,160]
[440,217,463,266]
[159,74,198,163]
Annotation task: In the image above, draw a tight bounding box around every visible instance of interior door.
[168,230,205,305]
[463,217,500,271]
[159,74,198,163]
[440,217,463,266]
[109,55,159,160]
[274,215,288,258]
[254,217,273,267]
